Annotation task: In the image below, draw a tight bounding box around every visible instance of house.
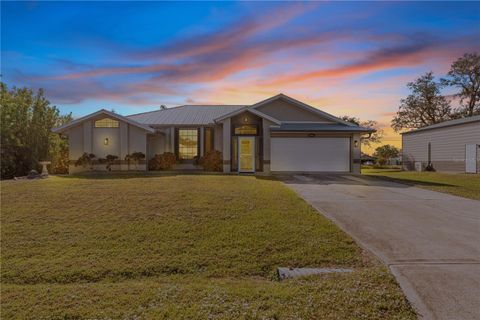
[361,153,376,165]
[402,115,480,173]
[52,94,374,174]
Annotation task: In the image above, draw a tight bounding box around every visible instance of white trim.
[214,107,281,125]
[238,136,255,173]
[247,109,282,125]
[52,109,155,134]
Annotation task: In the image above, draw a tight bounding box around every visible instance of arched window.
[95,118,119,128]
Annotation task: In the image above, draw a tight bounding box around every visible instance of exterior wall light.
[354,140,359,148]
[104,138,109,145]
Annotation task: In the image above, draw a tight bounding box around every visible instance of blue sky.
[2,1,479,147]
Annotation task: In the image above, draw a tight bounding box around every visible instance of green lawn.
[1,175,415,319]
[363,168,480,200]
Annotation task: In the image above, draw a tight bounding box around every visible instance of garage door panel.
[271,137,350,172]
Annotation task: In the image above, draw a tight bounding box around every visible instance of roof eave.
[271,128,375,133]
[401,116,480,135]
[51,109,155,134]
[250,93,356,127]
[214,107,282,125]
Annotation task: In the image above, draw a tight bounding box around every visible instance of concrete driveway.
[280,174,480,320]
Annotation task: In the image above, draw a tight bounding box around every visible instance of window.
[95,118,119,128]
[178,129,198,160]
[234,125,257,135]
[204,127,214,154]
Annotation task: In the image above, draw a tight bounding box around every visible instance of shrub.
[103,154,118,171]
[193,155,201,166]
[199,150,222,172]
[125,152,145,169]
[148,152,176,170]
[74,153,96,169]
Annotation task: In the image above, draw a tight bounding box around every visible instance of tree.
[441,53,480,117]
[0,82,72,179]
[49,114,73,174]
[392,72,452,132]
[340,116,383,148]
[373,144,399,165]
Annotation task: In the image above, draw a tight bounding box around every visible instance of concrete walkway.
[280,174,480,320]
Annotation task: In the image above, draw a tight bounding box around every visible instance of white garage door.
[270,137,350,172]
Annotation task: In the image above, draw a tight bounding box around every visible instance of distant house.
[52,94,374,174]
[361,153,376,165]
[402,115,480,173]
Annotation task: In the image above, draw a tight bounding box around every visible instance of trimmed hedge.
[198,150,223,172]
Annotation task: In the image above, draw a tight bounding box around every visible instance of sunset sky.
[2,1,479,153]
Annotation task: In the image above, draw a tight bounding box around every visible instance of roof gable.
[214,106,281,124]
[252,94,355,126]
[52,109,155,133]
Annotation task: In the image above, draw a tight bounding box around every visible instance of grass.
[1,175,415,319]
[363,168,480,200]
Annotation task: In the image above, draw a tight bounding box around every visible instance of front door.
[238,137,255,173]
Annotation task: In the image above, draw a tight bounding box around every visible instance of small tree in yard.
[373,145,399,166]
[0,82,73,179]
[392,72,452,132]
[441,53,480,117]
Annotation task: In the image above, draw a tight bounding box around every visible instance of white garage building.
[402,115,480,173]
[53,94,374,174]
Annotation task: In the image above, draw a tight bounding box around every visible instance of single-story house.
[361,153,377,165]
[402,115,480,173]
[52,94,374,174]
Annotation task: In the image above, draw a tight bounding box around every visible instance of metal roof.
[127,105,246,125]
[401,115,480,135]
[270,123,375,132]
[52,109,155,133]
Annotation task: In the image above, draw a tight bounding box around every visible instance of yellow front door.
[238,137,255,173]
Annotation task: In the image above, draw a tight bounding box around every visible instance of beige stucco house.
[402,115,480,173]
[52,94,374,174]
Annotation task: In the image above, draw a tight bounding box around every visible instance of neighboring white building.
[402,115,480,173]
[52,94,374,174]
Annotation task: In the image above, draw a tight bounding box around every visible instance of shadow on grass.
[58,171,227,180]
[55,171,453,188]
[277,173,454,189]
[57,171,276,180]
[365,174,454,188]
